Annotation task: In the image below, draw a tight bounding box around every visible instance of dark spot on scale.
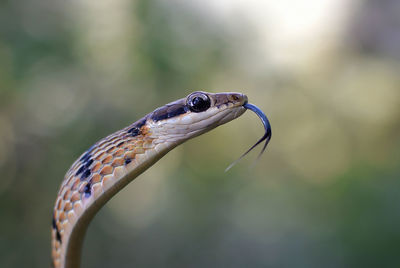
[84,182,92,197]
[81,169,91,181]
[53,212,62,243]
[80,152,91,162]
[136,118,147,128]
[125,158,132,165]
[75,165,85,176]
[56,230,62,243]
[127,127,140,137]
[84,159,93,168]
[116,141,125,147]
[127,117,147,137]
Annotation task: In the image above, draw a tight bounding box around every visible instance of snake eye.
[187,92,211,113]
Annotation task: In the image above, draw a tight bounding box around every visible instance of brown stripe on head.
[150,99,189,122]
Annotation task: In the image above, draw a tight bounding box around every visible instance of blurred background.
[1,0,400,267]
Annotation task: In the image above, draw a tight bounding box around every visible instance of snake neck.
[51,123,178,268]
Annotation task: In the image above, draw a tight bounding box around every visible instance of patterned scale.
[51,119,157,268]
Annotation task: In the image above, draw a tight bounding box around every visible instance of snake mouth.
[225,102,272,171]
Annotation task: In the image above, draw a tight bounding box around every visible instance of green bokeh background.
[1,0,400,267]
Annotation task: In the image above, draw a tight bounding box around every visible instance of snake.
[51,91,271,268]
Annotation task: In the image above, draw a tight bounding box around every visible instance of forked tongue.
[225,103,272,171]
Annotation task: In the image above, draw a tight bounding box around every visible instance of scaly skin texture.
[51,92,247,268]
[51,123,169,268]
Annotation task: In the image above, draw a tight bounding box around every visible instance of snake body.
[51,91,268,268]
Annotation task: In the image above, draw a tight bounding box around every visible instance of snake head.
[147,91,248,143]
[144,91,271,169]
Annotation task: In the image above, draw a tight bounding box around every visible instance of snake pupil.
[187,93,211,112]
